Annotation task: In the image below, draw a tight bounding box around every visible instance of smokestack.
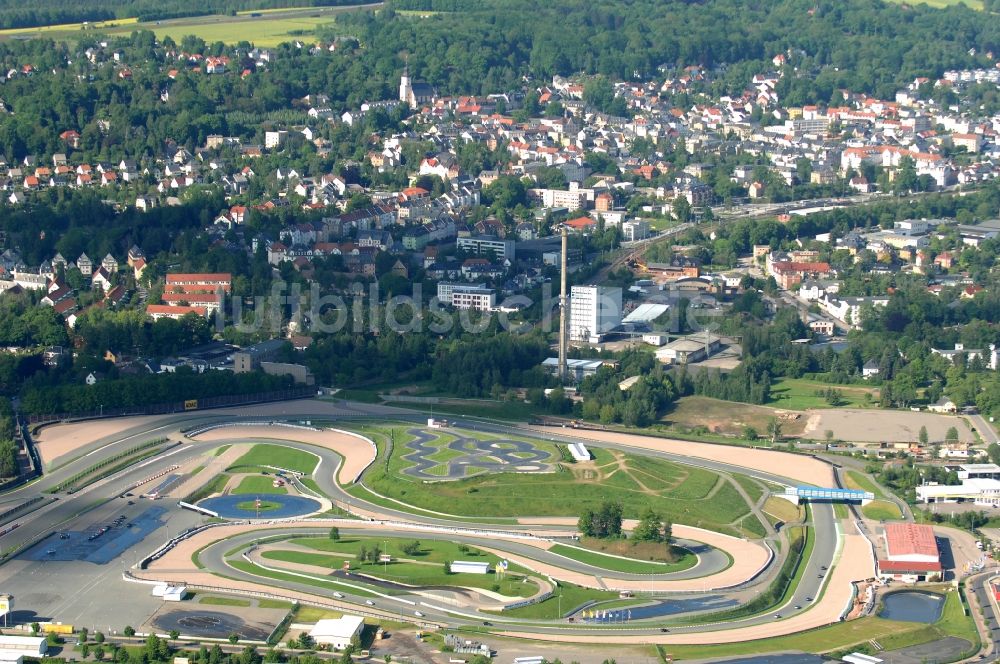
[558,225,568,383]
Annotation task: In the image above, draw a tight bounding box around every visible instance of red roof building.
[883,523,939,563]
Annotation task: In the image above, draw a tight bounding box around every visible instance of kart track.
[0,397,915,654]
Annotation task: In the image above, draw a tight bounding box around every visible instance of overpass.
[778,486,874,505]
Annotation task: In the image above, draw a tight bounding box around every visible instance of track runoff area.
[7,402,878,652]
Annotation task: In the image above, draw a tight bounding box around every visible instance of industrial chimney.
[558,225,568,383]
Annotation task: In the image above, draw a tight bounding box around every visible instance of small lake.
[879,591,945,623]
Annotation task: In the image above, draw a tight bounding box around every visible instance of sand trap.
[803,408,975,443]
[534,427,833,487]
[190,425,376,484]
[33,415,168,467]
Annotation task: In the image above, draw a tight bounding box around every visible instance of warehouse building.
[309,616,364,651]
[877,523,942,582]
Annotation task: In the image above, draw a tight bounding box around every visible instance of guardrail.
[177,501,219,518]
[185,420,320,437]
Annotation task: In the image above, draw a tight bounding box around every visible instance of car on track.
[773,614,781,619]
[365,600,374,606]
[414,611,423,617]
[333,592,344,598]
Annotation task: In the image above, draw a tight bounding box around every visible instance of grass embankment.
[228,444,319,475]
[352,425,762,537]
[549,542,696,574]
[768,377,879,411]
[492,582,622,619]
[183,473,229,504]
[844,470,903,520]
[233,475,288,495]
[226,558,377,598]
[198,595,251,607]
[762,496,804,526]
[49,438,170,493]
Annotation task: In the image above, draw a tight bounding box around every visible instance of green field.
[548,543,696,574]
[492,582,622,619]
[862,499,902,521]
[845,470,890,500]
[768,378,879,411]
[233,475,288,495]
[229,444,318,475]
[355,429,760,536]
[261,547,537,598]
[197,595,251,607]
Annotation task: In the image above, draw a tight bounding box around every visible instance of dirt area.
[802,409,975,443]
[663,396,807,437]
[168,445,247,500]
[537,427,834,486]
[577,536,682,563]
[143,601,289,641]
[33,415,167,467]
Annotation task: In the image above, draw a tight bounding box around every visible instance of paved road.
[969,413,1000,445]
[0,400,854,645]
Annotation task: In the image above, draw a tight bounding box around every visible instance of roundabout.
[199,494,324,519]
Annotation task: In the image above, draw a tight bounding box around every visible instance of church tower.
[399,62,412,105]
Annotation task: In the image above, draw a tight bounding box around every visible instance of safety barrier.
[177,501,219,518]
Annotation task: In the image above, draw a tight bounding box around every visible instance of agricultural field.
[354,429,764,536]
[883,0,983,8]
[0,6,366,47]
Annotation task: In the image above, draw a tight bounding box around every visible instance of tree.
[81,644,91,659]
[79,627,89,643]
[30,623,39,635]
[443,560,452,575]
[122,626,135,638]
[329,526,340,541]
[93,647,104,661]
[988,442,1000,466]
[94,632,104,644]
[229,634,240,645]
[919,425,929,446]
[400,540,421,556]
[766,417,783,445]
[168,630,179,642]
[946,426,959,443]
[742,426,758,441]
[297,632,314,650]
[632,509,668,543]
[824,429,834,444]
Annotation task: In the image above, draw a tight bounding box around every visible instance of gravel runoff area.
[33,415,168,467]
[532,427,835,487]
[189,426,376,484]
[803,408,975,444]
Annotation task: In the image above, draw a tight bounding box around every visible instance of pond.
[879,590,945,623]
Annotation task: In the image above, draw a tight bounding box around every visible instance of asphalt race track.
[0,398,971,656]
[401,427,553,479]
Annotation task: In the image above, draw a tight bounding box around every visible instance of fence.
[27,386,316,424]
